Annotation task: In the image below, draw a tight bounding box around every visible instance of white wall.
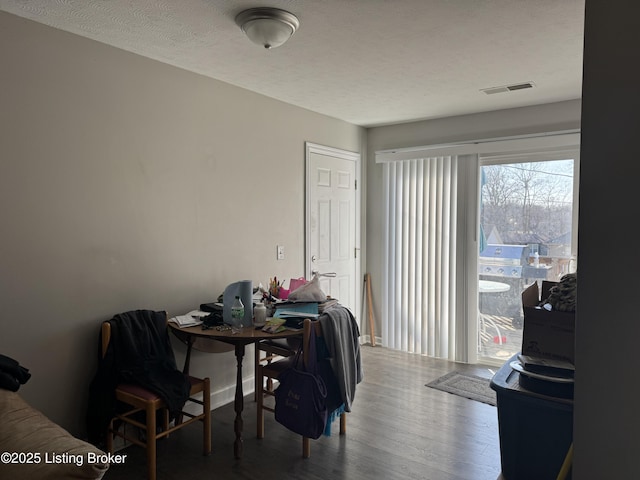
[365,100,582,343]
[0,11,365,436]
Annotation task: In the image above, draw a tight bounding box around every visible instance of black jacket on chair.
[0,354,31,392]
[86,310,191,446]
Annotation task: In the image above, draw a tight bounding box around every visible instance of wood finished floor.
[103,345,502,480]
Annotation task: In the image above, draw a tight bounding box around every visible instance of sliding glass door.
[377,132,580,365]
[476,151,579,365]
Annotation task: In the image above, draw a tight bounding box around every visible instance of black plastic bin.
[490,354,573,480]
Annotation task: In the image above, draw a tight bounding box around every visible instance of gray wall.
[574,0,639,477]
[365,100,582,344]
[0,11,365,436]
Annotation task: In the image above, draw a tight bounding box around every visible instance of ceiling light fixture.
[235,7,299,50]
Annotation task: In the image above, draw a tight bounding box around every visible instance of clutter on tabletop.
[169,310,208,328]
[287,274,327,302]
[274,301,319,318]
[269,277,283,298]
[262,317,287,334]
[253,283,267,302]
[253,302,267,326]
[289,277,307,292]
[258,275,339,321]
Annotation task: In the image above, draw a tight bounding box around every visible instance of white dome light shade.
[235,8,300,49]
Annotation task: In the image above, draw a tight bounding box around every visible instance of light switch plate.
[277,245,285,260]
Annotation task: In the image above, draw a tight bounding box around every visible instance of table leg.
[176,335,195,425]
[233,342,245,459]
[183,335,195,375]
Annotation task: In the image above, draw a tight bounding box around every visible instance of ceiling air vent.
[507,82,534,91]
[481,82,535,95]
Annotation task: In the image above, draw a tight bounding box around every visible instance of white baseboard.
[361,334,381,346]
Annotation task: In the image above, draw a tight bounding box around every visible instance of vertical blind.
[382,156,459,359]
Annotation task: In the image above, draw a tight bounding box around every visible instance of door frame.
[305,142,362,325]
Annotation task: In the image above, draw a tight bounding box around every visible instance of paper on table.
[274,302,319,319]
[169,310,207,328]
[262,317,286,333]
[275,310,320,319]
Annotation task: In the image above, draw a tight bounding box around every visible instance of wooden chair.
[101,313,211,480]
[256,318,346,458]
[254,337,299,402]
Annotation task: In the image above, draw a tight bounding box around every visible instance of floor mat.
[426,371,496,406]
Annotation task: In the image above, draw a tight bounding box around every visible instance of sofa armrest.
[0,389,109,479]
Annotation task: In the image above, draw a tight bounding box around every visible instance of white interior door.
[305,143,361,318]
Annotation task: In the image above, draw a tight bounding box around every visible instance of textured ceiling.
[0,0,585,127]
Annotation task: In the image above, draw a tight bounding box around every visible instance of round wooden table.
[168,322,301,459]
